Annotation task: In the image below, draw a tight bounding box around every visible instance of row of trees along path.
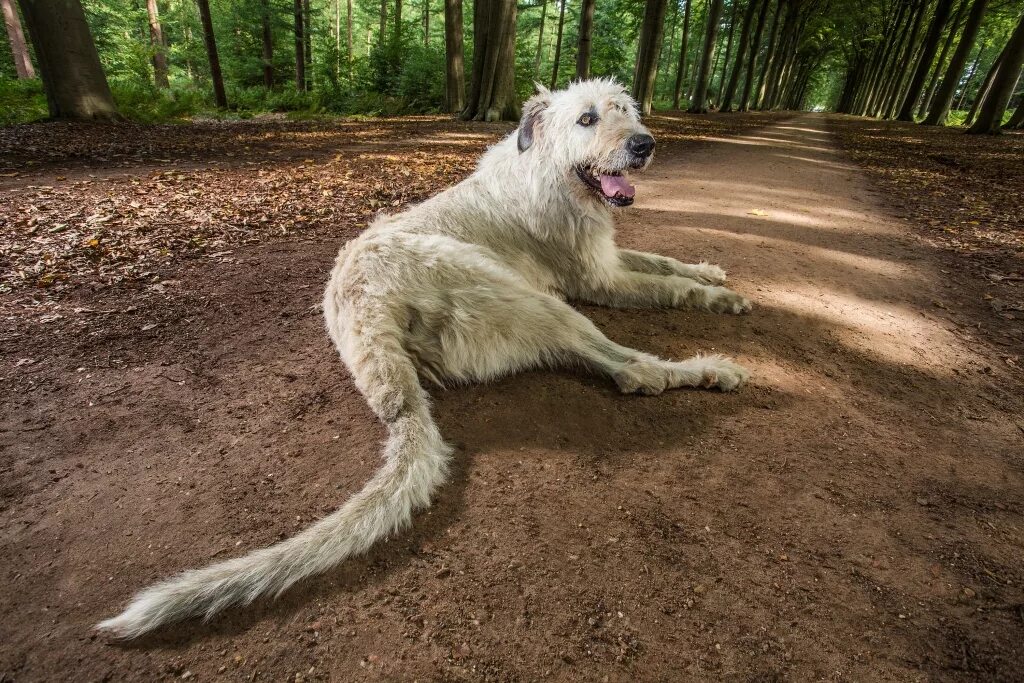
[4,0,1023,132]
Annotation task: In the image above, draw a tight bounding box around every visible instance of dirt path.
[2,115,1022,682]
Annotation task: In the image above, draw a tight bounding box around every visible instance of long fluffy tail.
[96,389,451,639]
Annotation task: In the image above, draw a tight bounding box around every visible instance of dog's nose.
[626,134,656,157]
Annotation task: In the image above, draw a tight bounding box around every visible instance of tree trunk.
[755,0,783,108]
[672,0,692,108]
[762,0,795,109]
[955,39,986,110]
[394,0,402,45]
[715,0,740,102]
[576,0,595,79]
[969,13,1024,134]
[534,0,547,77]
[16,0,118,118]
[923,0,988,125]
[877,0,925,118]
[462,0,517,121]
[964,45,1002,125]
[294,0,305,90]
[145,0,169,88]
[919,0,968,116]
[738,0,769,110]
[443,0,464,112]
[262,0,274,88]
[722,0,758,110]
[2,0,34,78]
[549,0,566,89]
[423,0,429,46]
[897,0,953,120]
[1004,93,1024,128]
[195,0,226,106]
[688,0,723,112]
[634,0,669,115]
[379,0,386,43]
[303,0,312,89]
[347,0,353,71]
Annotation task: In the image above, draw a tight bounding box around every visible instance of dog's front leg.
[576,270,751,314]
[618,249,727,285]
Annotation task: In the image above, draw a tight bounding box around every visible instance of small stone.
[916,497,929,506]
[963,587,976,599]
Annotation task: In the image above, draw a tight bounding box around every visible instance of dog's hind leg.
[618,249,727,286]
[416,283,747,394]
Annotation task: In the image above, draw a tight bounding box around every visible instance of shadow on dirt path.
[2,114,1022,681]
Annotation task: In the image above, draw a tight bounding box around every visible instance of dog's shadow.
[113,359,766,650]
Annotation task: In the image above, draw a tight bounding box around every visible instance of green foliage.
[0,78,48,125]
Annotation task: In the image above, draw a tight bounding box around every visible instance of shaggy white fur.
[96,78,751,639]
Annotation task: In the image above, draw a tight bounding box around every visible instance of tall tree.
[393,0,403,44]
[549,0,566,89]
[304,0,312,88]
[634,0,670,115]
[715,0,741,102]
[738,0,770,110]
[897,0,954,120]
[444,0,464,112]
[534,0,548,77]
[919,0,970,116]
[1,0,33,78]
[294,0,306,90]
[964,45,1003,125]
[1005,94,1024,128]
[262,0,274,88]
[423,0,429,45]
[755,0,784,108]
[722,0,759,110]
[380,0,387,42]
[923,0,989,125]
[145,0,169,88]
[689,0,724,112]
[576,0,595,79]
[17,0,118,119]
[969,12,1024,134]
[463,0,518,121]
[672,0,693,108]
[195,0,227,107]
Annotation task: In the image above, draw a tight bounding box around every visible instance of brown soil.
[2,114,1023,682]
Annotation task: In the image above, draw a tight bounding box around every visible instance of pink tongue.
[599,174,635,198]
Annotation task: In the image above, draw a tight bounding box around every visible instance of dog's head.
[517,78,655,208]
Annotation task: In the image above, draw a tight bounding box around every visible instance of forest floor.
[2,111,1023,682]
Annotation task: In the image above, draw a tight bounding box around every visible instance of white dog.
[97,78,750,638]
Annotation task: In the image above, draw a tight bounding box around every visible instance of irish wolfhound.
[98,78,750,638]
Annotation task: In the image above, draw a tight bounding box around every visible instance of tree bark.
[722,0,758,110]
[762,0,795,109]
[964,44,1002,125]
[394,0,402,45]
[193,0,227,107]
[463,0,518,121]
[347,0,353,73]
[897,0,954,120]
[145,0,169,88]
[955,39,986,110]
[877,0,925,118]
[303,0,312,89]
[634,0,669,115]
[755,0,783,108]
[1004,92,1024,128]
[576,0,595,79]
[549,0,566,89]
[294,0,305,90]
[2,0,34,78]
[969,13,1024,134]
[715,0,740,102]
[738,0,769,110]
[262,0,274,88]
[688,0,723,112]
[16,0,118,118]
[919,0,969,116]
[923,0,988,125]
[379,0,386,43]
[443,0,464,112]
[672,0,692,108]
[423,0,429,46]
[534,0,547,77]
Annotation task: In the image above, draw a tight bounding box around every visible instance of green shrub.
[0,77,48,125]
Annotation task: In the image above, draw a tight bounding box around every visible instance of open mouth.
[575,166,636,207]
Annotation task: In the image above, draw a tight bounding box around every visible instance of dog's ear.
[517,88,550,153]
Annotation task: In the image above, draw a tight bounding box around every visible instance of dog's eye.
[577,113,597,127]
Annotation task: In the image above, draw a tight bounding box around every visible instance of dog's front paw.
[613,358,670,395]
[685,262,727,285]
[705,286,752,314]
[692,354,749,391]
